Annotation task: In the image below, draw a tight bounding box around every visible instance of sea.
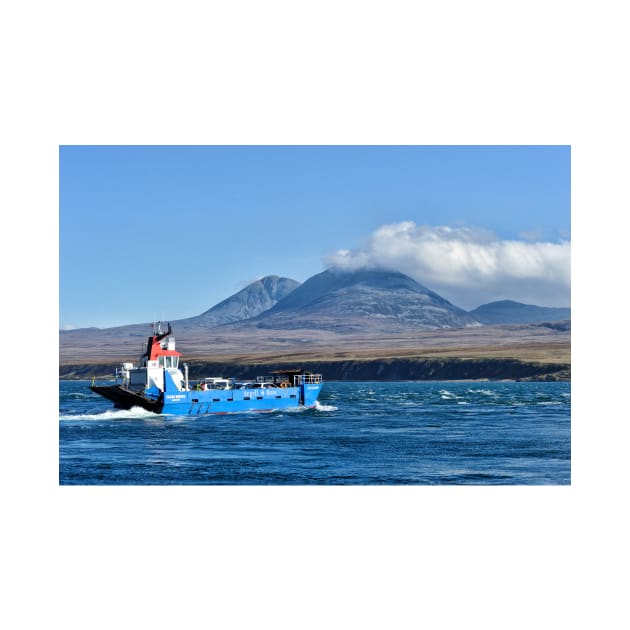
[59,380,570,485]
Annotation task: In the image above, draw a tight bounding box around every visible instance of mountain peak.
[257,267,480,330]
[189,275,300,326]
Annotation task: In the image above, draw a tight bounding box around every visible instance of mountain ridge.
[469,300,571,324]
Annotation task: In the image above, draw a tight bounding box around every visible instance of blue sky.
[60,145,570,329]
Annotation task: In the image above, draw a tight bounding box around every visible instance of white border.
[4,1,628,628]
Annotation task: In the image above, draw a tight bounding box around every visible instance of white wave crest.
[59,406,159,421]
[439,390,460,400]
[315,401,338,412]
[467,388,496,396]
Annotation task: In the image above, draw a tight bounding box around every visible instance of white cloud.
[324,222,571,309]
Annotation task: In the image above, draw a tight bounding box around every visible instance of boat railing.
[296,373,323,384]
[256,376,276,383]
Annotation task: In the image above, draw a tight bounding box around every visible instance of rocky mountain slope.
[250,268,482,331]
[468,300,571,324]
[175,275,300,329]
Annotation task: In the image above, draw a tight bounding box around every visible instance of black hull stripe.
[90,385,163,414]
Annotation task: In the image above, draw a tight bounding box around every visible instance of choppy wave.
[65,392,95,400]
[439,389,461,400]
[467,388,496,396]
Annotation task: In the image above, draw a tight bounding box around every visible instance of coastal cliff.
[59,356,570,382]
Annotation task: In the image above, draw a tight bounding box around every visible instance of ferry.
[90,322,323,415]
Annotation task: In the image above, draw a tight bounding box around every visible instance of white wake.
[315,401,338,412]
[59,406,159,421]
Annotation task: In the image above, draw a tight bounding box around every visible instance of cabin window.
[158,356,179,368]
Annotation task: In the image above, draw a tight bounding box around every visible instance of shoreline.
[59,355,570,382]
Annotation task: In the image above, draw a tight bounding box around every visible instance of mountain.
[176,275,300,328]
[468,300,571,324]
[250,268,481,331]
[59,275,300,354]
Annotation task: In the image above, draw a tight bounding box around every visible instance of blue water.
[59,380,570,485]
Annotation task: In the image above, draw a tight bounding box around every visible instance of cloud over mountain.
[325,222,570,309]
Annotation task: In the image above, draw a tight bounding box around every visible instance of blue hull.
[161,383,322,415]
